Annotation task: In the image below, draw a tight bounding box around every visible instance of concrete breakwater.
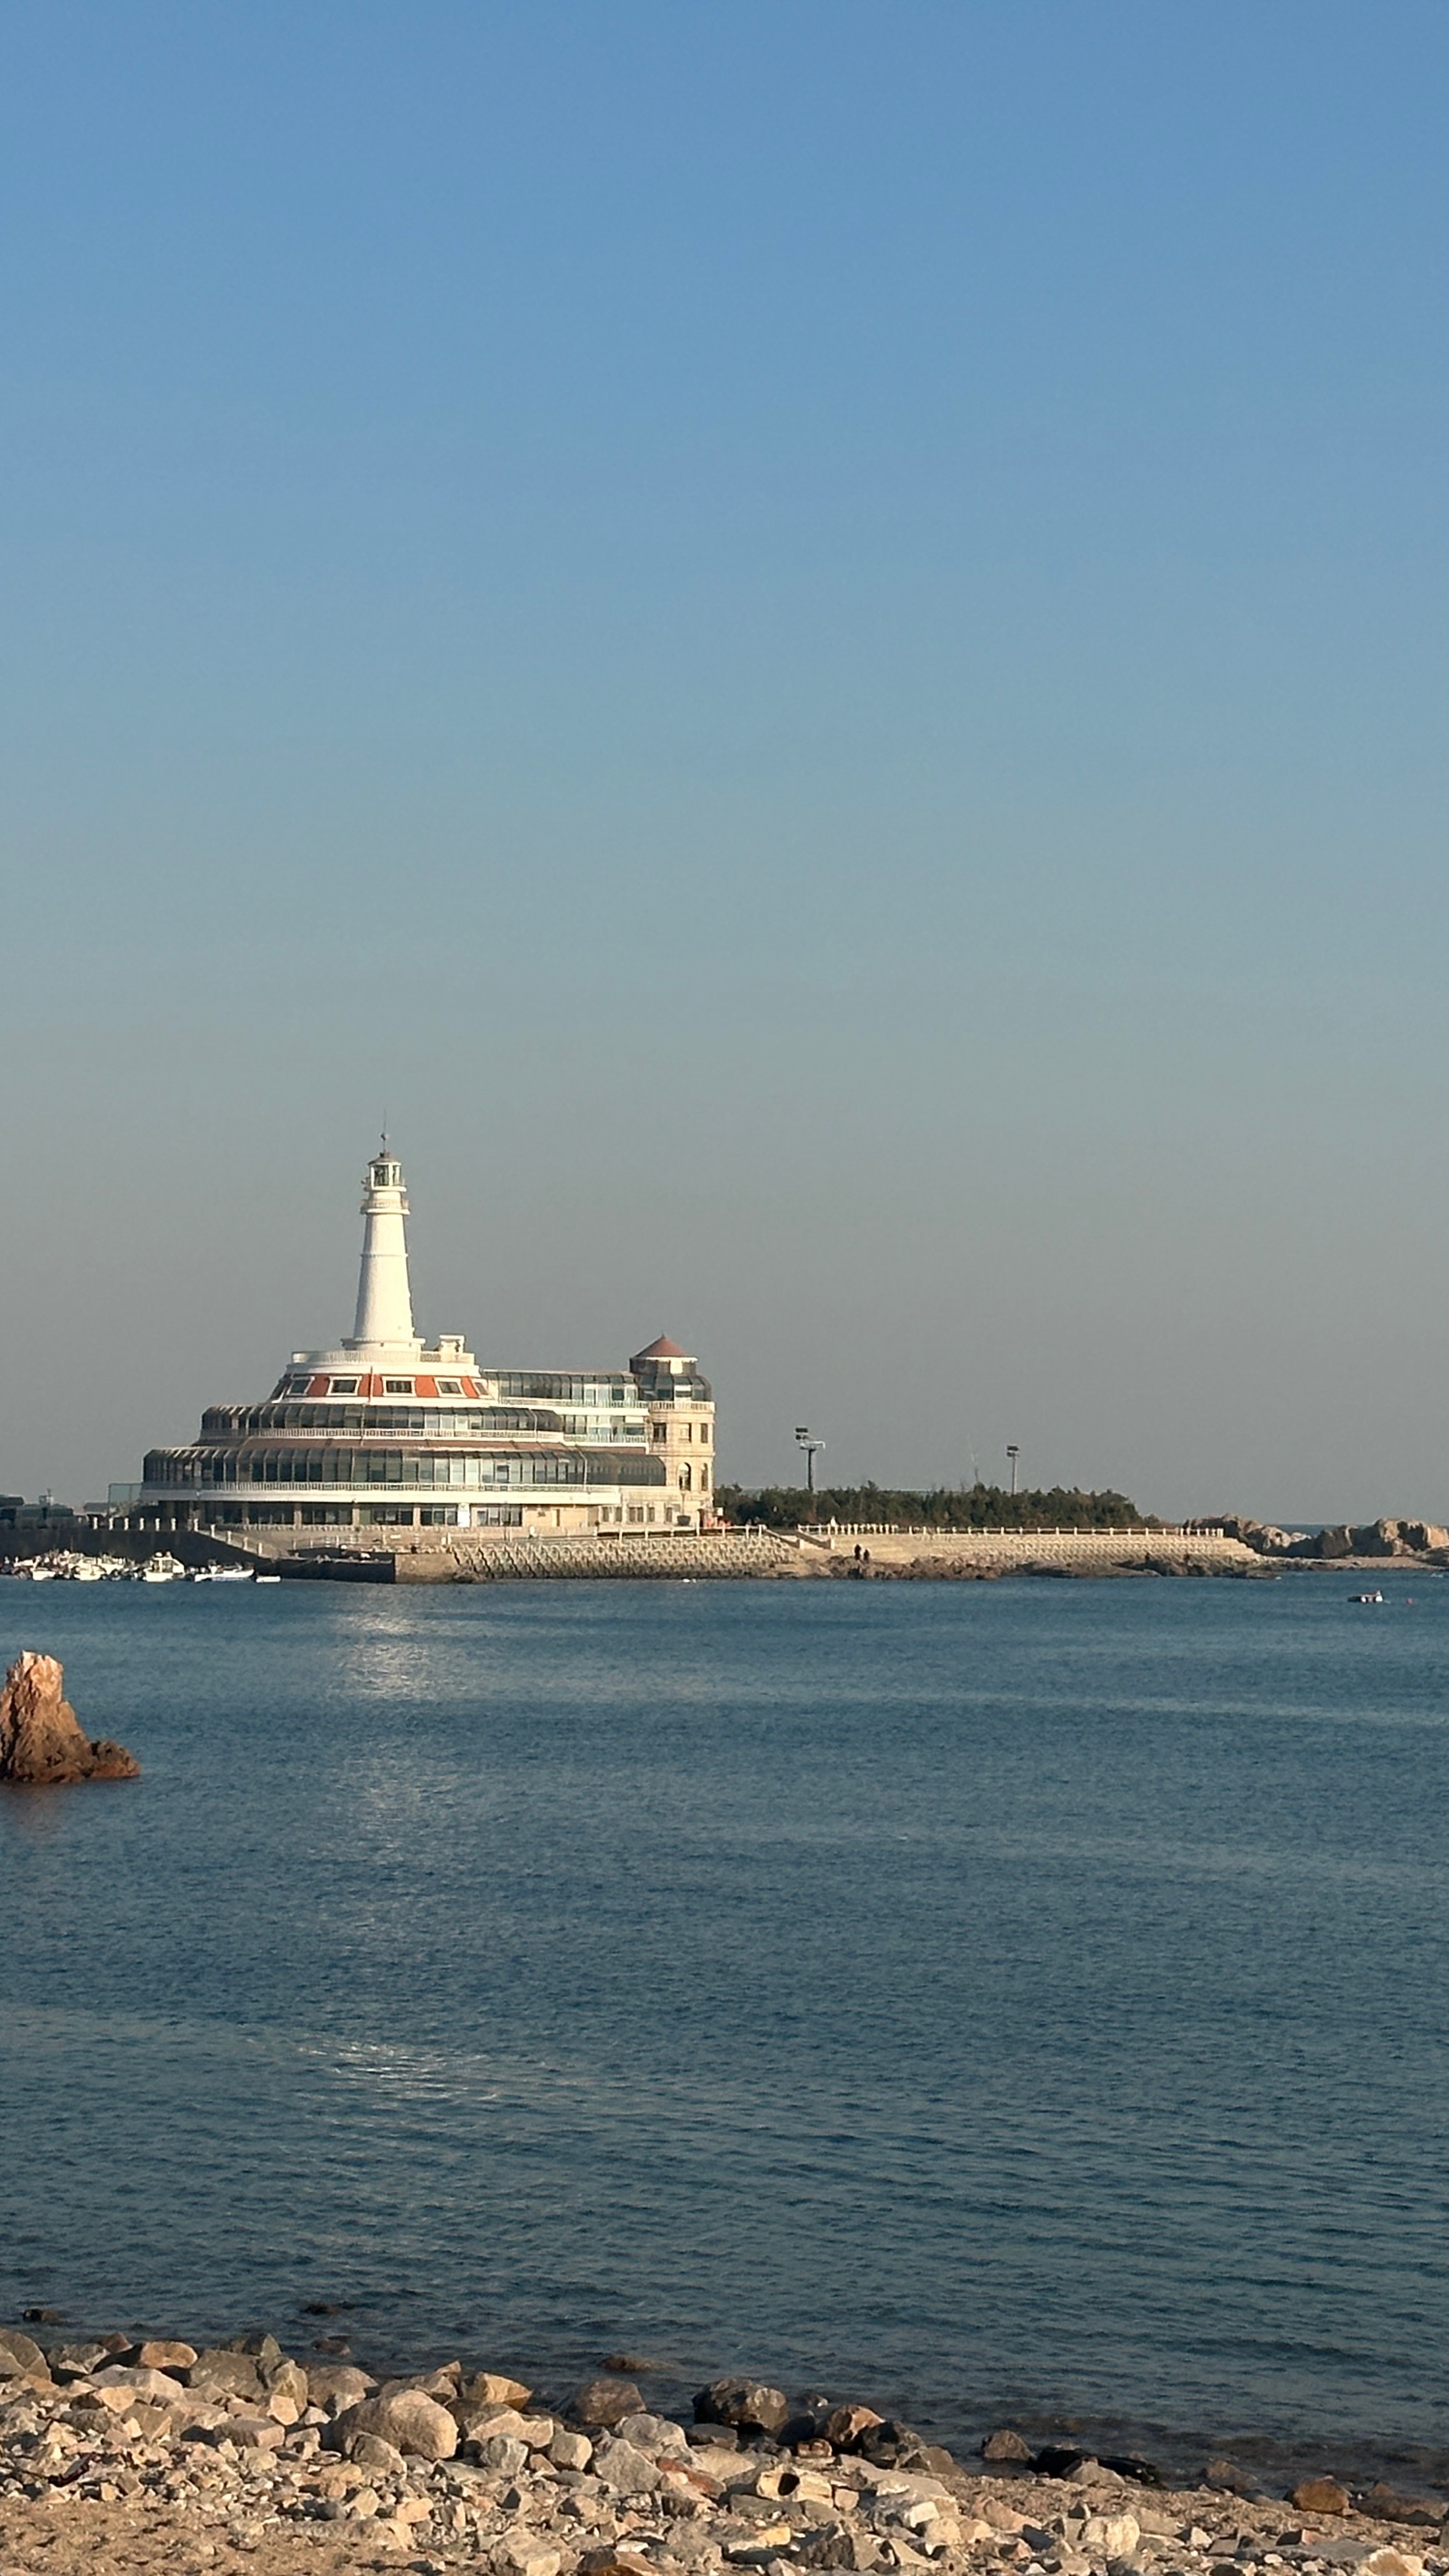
[170,1526,1267,1583]
[8,1522,1423,1583]
[383,1526,1263,1583]
[778,1527,1261,1579]
[1,2319,1444,2576]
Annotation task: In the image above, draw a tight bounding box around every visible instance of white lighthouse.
[346,1144,420,1354]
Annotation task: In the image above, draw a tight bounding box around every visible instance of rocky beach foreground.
[1,2327,1443,2576]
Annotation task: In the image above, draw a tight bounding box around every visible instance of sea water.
[3,1574,1447,2477]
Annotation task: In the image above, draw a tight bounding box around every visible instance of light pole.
[795,1425,825,1514]
[1006,1445,1019,1498]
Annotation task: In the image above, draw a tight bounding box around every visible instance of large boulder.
[93,2364,189,2405]
[137,2340,198,2372]
[1398,1522,1449,1554]
[1359,2484,1441,2525]
[822,2404,884,2451]
[0,1652,139,1784]
[1351,1521,1412,1557]
[1351,1519,1449,1556]
[185,2349,264,2400]
[1204,2457,1262,2497]
[1249,1525,1306,1555]
[471,2433,530,2476]
[1282,1518,1449,1561]
[1291,2476,1351,2516]
[550,2427,594,2471]
[615,2411,689,2458]
[857,2418,947,2471]
[452,2401,554,2448]
[1081,2514,1140,2560]
[574,2376,644,2429]
[461,2369,532,2409]
[0,2328,49,2379]
[306,2362,376,2412]
[44,2342,111,2380]
[981,2428,1032,2464]
[694,2377,791,2438]
[590,2435,663,2495]
[261,2356,309,2412]
[332,2388,458,2461]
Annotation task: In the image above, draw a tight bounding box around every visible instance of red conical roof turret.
[634,1332,689,1361]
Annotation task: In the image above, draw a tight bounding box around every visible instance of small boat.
[192,1565,254,1583]
[141,1552,187,1583]
[254,1572,282,1584]
[1349,1589,1385,1604]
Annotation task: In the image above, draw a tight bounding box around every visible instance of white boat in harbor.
[140,1552,187,1583]
[192,1565,254,1583]
[2,1551,135,1581]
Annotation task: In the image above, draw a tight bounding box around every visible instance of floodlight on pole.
[1006,1444,1020,1497]
[795,1425,825,1498]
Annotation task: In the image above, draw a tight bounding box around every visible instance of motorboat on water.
[192,1565,255,1583]
[1349,1589,1385,1604]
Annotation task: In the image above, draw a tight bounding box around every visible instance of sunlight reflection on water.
[4,1574,1449,2468]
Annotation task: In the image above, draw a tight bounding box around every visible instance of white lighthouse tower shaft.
[346,1145,420,1353]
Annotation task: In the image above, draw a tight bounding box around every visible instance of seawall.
[0,1526,1267,1583]
[254,1524,1262,1581]
[781,1524,1263,1577]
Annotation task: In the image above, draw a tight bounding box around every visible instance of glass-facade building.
[128,1149,716,1540]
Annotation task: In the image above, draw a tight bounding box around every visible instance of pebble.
[0,2325,1445,2576]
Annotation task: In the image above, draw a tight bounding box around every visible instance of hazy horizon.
[4,4,1449,1524]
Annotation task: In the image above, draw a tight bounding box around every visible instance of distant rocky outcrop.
[1220,1516,1449,1562]
[1216,1517,1307,1555]
[1354,1518,1449,1556]
[0,1650,139,1784]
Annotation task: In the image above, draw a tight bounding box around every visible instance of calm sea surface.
[3,1575,1448,2478]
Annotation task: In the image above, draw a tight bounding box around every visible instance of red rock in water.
[0,1650,139,1784]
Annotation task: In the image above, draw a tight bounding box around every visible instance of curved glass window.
[146,1441,668,1494]
[199,1402,570,1439]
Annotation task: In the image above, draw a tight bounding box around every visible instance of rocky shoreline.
[1220,1519,1449,1568]
[2,2324,1445,2576]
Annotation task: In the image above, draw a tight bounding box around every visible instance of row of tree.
[716,1480,1151,1531]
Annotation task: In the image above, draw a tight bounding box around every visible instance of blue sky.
[3,2,1448,1516]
